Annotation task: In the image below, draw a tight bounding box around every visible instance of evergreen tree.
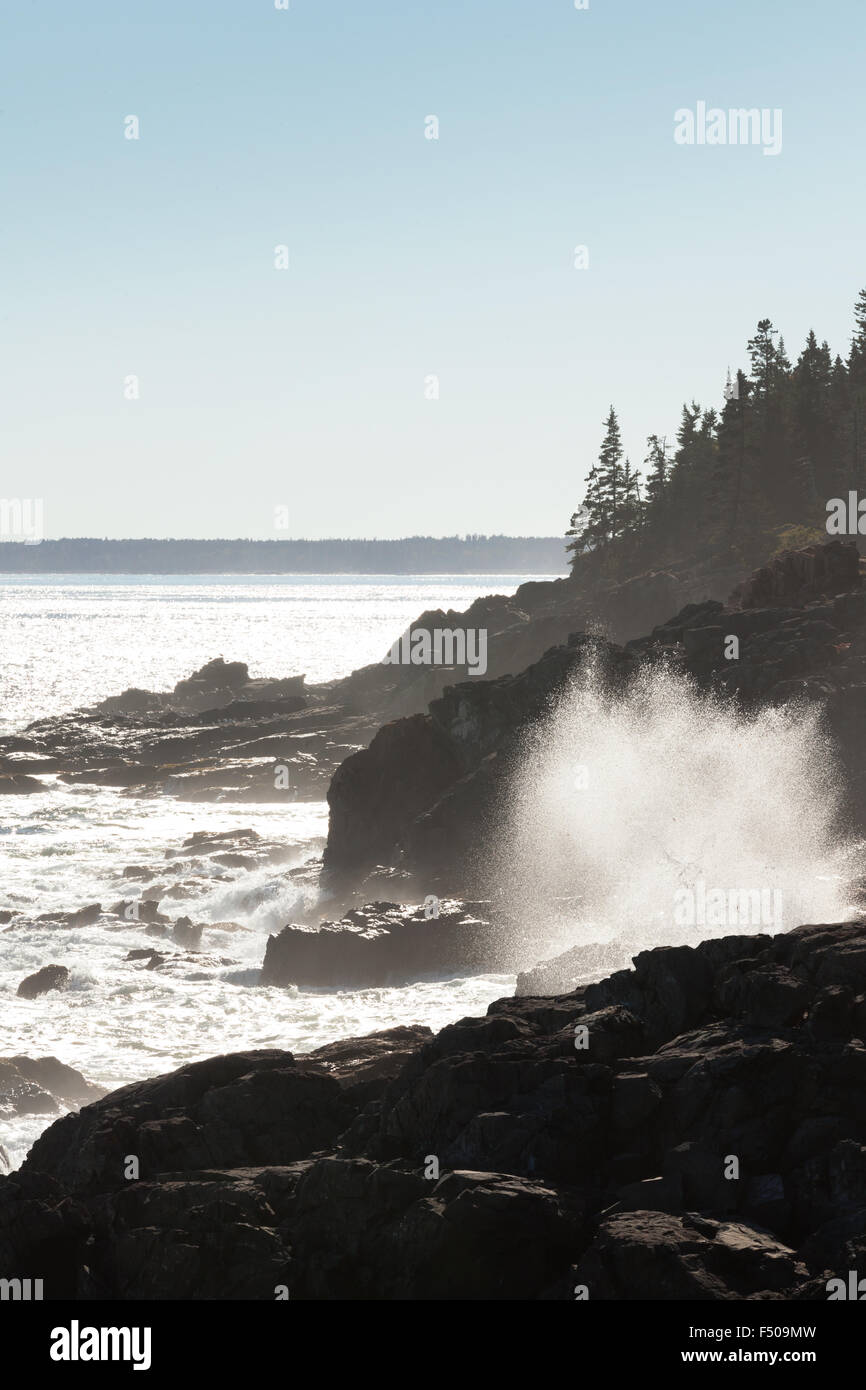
[792,330,835,505]
[564,287,866,578]
[849,288,866,370]
[620,456,643,534]
[747,319,780,396]
[745,318,794,506]
[565,465,601,556]
[643,434,670,508]
[712,371,755,546]
[847,290,866,489]
[596,406,625,540]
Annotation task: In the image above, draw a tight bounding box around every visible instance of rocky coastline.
[3,920,866,1298]
[4,538,866,1299]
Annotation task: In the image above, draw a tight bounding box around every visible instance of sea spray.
[496,651,862,967]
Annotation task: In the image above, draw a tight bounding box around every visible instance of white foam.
[498,653,863,961]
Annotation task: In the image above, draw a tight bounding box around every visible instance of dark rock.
[16,965,69,999]
[0,1061,59,1116]
[808,985,855,1040]
[324,715,463,874]
[69,903,102,927]
[174,657,249,697]
[80,1174,292,1299]
[729,540,861,610]
[715,961,812,1028]
[10,918,866,1298]
[799,1206,866,1276]
[289,1161,585,1300]
[682,625,727,661]
[260,899,505,989]
[20,1051,356,1194]
[611,1072,663,1131]
[574,1211,806,1299]
[180,828,261,851]
[516,940,635,996]
[299,1025,433,1106]
[0,772,46,793]
[3,1057,105,1107]
[94,687,163,715]
[172,918,203,949]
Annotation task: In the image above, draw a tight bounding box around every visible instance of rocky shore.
[3,919,866,1298]
[0,546,764,807]
[6,538,866,992]
[5,538,866,1299]
[322,540,866,901]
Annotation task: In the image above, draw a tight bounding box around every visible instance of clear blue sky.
[2,0,864,539]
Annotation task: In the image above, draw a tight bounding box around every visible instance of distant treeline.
[0,536,569,575]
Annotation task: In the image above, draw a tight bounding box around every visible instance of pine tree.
[712,371,755,547]
[847,290,866,489]
[620,456,643,534]
[596,406,625,540]
[747,319,780,396]
[849,288,866,370]
[792,329,835,505]
[566,464,602,557]
[643,434,670,508]
[744,318,794,507]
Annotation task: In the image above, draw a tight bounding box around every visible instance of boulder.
[20,1050,355,1195]
[16,965,69,999]
[0,1061,59,1116]
[260,900,504,989]
[0,772,46,793]
[573,1211,807,1299]
[3,1056,105,1107]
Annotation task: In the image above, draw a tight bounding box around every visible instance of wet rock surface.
[0,1057,106,1129]
[325,540,866,888]
[260,899,510,989]
[5,922,866,1299]
[16,965,70,999]
[0,658,372,804]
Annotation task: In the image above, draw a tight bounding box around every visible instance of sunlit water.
[1,574,549,1167]
[0,573,551,734]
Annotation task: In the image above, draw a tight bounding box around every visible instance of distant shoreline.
[0,536,569,576]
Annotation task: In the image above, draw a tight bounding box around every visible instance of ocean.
[0,573,557,1168]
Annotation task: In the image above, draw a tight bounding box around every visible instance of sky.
[1,0,864,540]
